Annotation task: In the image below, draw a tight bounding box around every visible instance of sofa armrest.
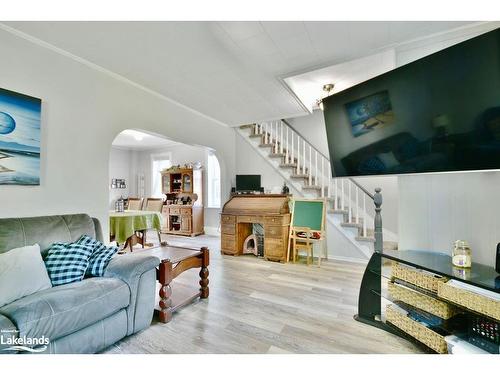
[0,314,18,353]
[104,254,160,335]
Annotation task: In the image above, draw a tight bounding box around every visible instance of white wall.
[399,172,500,266]
[108,147,132,209]
[0,27,236,241]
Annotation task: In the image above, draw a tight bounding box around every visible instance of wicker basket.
[438,282,500,321]
[392,262,448,293]
[388,282,458,319]
[386,305,448,354]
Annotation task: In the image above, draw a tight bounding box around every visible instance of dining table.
[109,210,164,250]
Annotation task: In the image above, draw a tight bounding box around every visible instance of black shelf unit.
[355,250,500,354]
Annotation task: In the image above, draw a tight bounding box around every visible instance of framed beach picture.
[345,90,394,137]
[0,87,41,185]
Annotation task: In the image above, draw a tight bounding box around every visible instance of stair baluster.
[280,121,284,154]
[356,185,359,224]
[285,126,289,163]
[363,193,367,237]
[348,180,352,223]
[321,158,325,198]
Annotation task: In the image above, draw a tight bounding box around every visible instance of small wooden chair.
[127,197,143,211]
[291,227,315,265]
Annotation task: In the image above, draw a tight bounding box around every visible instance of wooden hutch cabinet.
[160,166,204,236]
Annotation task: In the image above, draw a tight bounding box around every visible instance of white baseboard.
[328,255,369,265]
[204,226,220,236]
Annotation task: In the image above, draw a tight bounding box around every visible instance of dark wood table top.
[134,245,202,264]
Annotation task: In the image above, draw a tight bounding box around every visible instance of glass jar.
[452,240,472,268]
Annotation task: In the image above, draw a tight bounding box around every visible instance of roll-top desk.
[220,194,291,262]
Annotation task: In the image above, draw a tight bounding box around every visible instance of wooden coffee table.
[137,245,209,323]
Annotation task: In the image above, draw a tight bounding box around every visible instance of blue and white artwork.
[345,90,394,137]
[0,88,41,185]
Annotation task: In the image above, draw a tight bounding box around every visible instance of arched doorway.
[108,129,222,250]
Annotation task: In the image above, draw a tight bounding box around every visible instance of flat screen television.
[236,174,261,192]
[323,28,500,177]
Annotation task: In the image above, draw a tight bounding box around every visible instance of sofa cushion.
[44,242,94,286]
[0,244,52,308]
[76,235,119,277]
[0,277,130,342]
[0,214,97,256]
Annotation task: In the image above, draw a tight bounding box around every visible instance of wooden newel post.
[373,188,383,253]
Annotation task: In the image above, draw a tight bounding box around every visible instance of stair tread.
[249,134,263,138]
[291,174,309,178]
[341,222,362,228]
[329,209,348,214]
[355,236,376,242]
[302,185,322,190]
[259,143,274,148]
[279,163,297,168]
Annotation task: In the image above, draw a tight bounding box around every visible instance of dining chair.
[138,197,165,247]
[143,198,164,212]
[127,197,143,211]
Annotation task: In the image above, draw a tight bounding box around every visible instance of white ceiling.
[112,129,180,151]
[284,49,397,112]
[4,21,475,125]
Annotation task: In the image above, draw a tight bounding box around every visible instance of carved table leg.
[199,247,210,299]
[158,259,173,323]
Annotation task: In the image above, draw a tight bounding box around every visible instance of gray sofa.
[0,214,159,354]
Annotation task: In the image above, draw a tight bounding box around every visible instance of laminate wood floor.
[103,234,422,354]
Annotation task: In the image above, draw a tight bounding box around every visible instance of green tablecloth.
[109,210,163,244]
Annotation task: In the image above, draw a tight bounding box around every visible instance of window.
[207,152,221,208]
[151,158,172,198]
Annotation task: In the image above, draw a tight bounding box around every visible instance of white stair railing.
[251,121,375,236]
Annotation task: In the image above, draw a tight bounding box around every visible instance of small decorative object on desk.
[281,181,290,195]
[115,196,125,212]
[452,240,472,268]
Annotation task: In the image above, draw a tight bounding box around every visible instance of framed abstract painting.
[0,87,41,185]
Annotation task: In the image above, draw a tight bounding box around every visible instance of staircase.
[237,121,398,259]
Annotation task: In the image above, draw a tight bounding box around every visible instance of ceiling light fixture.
[317,83,335,111]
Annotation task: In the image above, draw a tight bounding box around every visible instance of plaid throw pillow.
[77,235,119,277]
[44,243,93,286]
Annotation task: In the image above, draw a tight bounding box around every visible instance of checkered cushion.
[44,243,93,286]
[77,235,119,277]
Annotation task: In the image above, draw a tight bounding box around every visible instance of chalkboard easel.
[287,198,327,265]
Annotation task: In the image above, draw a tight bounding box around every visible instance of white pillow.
[0,244,52,308]
[377,151,400,169]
